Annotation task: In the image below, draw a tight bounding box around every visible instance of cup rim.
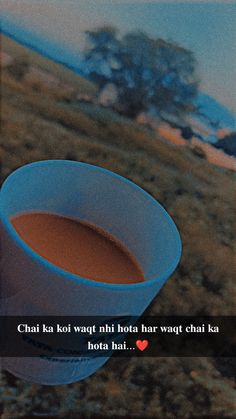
[0,159,182,290]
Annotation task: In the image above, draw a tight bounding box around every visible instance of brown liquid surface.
[11,212,144,284]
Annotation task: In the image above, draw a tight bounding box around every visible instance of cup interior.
[0,160,181,282]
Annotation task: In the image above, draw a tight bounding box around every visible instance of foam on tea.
[11,212,145,284]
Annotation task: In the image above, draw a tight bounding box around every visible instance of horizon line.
[1,22,235,125]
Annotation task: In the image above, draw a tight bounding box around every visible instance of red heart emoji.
[136,339,149,351]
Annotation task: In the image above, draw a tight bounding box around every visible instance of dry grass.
[1,34,97,96]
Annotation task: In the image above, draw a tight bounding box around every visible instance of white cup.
[0,160,181,384]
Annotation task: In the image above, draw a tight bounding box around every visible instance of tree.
[215,132,236,157]
[84,27,199,118]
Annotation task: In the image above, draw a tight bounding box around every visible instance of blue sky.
[1,1,236,113]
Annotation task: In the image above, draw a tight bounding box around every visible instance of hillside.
[0,35,236,419]
[1,33,97,96]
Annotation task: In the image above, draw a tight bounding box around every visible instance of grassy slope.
[1,33,97,95]
[1,36,236,418]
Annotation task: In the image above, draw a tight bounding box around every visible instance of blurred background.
[0,1,236,418]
